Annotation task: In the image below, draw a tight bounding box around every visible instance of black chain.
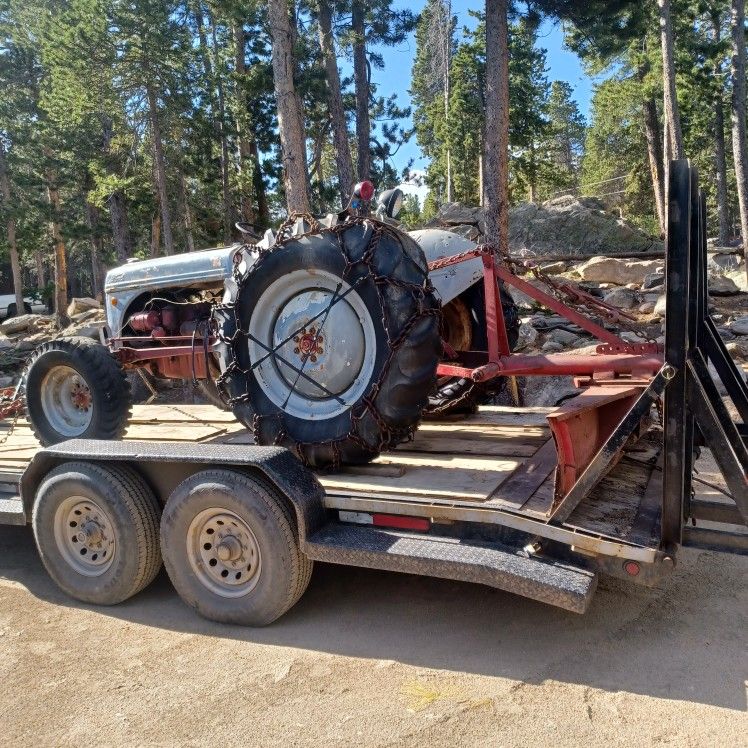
[489,245,655,343]
[214,214,440,469]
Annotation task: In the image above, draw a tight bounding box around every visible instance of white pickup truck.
[0,293,46,320]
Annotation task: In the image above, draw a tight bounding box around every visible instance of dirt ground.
[0,522,745,748]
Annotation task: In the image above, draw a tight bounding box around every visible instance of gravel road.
[0,521,746,747]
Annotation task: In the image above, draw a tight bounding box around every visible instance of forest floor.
[0,520,745,746]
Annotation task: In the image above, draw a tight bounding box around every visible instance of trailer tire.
[160,469,312,626]
[23,336,131,446]
[32,462,162,605]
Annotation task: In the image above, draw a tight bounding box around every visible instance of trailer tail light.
[338,510,430,533]
[623,560,640,576]
[373,514,430,532]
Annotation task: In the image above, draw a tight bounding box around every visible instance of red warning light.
[357,180,375,201]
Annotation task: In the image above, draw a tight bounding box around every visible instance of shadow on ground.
[1,524,745,711]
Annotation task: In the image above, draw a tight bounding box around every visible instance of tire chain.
[432,244,656,343]
[213,214,441,470]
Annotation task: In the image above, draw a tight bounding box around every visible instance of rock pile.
[433,196,663,256]
[0,299,106,377]
[503,247,748,402]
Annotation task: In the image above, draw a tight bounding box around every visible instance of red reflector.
[623,560,640,576]
[357,180,375,201]
[372,514,430,532]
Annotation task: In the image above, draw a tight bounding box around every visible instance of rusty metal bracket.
[546,367,669,526]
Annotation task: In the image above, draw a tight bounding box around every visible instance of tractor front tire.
[23,336,131,445]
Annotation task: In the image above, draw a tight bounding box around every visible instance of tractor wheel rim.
[248,269,376,420]
[186,508,262,598]
[53,496,116,576]
[40,365,93,436]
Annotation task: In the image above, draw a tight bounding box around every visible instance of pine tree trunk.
[210,16,233,242]
[234,23,257,225]
[317,0,355,204]
[85,201,105,299]
[714,97,731,244]
[0,142,24,314]
[642,96,666,235]
[179,171,196,253]
[311,123,330,203]
[267,0,311,213]
[35,252,45,292]
[250,140,270,227]
[352,1,370,181]
[657,0,684,161]
[150,213,161,257]
[109,191,131,262]
[444,0,452,203]
[709,12,731,245]
[100,114,131,262]
[146,84,174,255]
[483,0,510,249]
[45,163,70,328]
[730,0,748,274]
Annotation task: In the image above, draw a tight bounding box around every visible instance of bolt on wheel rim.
[186,508,262,598]
[53,496,116,576]
[248,269,376,420]
[40,365,93,436]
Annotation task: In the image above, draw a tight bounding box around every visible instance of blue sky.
[358,0,594,176]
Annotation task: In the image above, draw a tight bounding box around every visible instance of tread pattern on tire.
[103,463,163,597]
[33,461,162,604]
[240,469,314,609]
[23,336,132,446]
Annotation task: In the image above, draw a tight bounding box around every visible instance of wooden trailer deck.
[0,403,663,545]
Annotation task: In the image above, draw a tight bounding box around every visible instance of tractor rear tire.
[216,221,441,468]
[23,336,131,445]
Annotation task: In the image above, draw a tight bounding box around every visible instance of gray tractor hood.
[104,246,241,335]
[104,227,482,336]
[105,246,239,295]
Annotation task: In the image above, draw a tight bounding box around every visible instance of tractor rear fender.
[411,229,484,304]
[20,440,327,543]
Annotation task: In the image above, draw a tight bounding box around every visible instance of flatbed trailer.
[0,160,746,625]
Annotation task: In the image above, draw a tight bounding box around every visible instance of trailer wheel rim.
[53,496,116,576]
[186,508,262,598]
[40,365,93,436]
[247,269,376,420]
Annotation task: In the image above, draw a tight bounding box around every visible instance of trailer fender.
[20,440,326,543]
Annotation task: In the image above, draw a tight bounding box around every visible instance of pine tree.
[315,0,354,204]
[267,0,311,213]
[730,0,748,269]
[483,0,510,247]
[545,81,586,192]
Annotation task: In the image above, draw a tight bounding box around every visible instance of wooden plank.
[565,456,654,538]
[486,439,558,510]
[627,456,663,545]
[402,434,540,458]
[320,451,521,501]
[522,477,555,516]
[128,403,237,424]
[417,422,549,438]
[122,423,229,441]
[448,405,552,428]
